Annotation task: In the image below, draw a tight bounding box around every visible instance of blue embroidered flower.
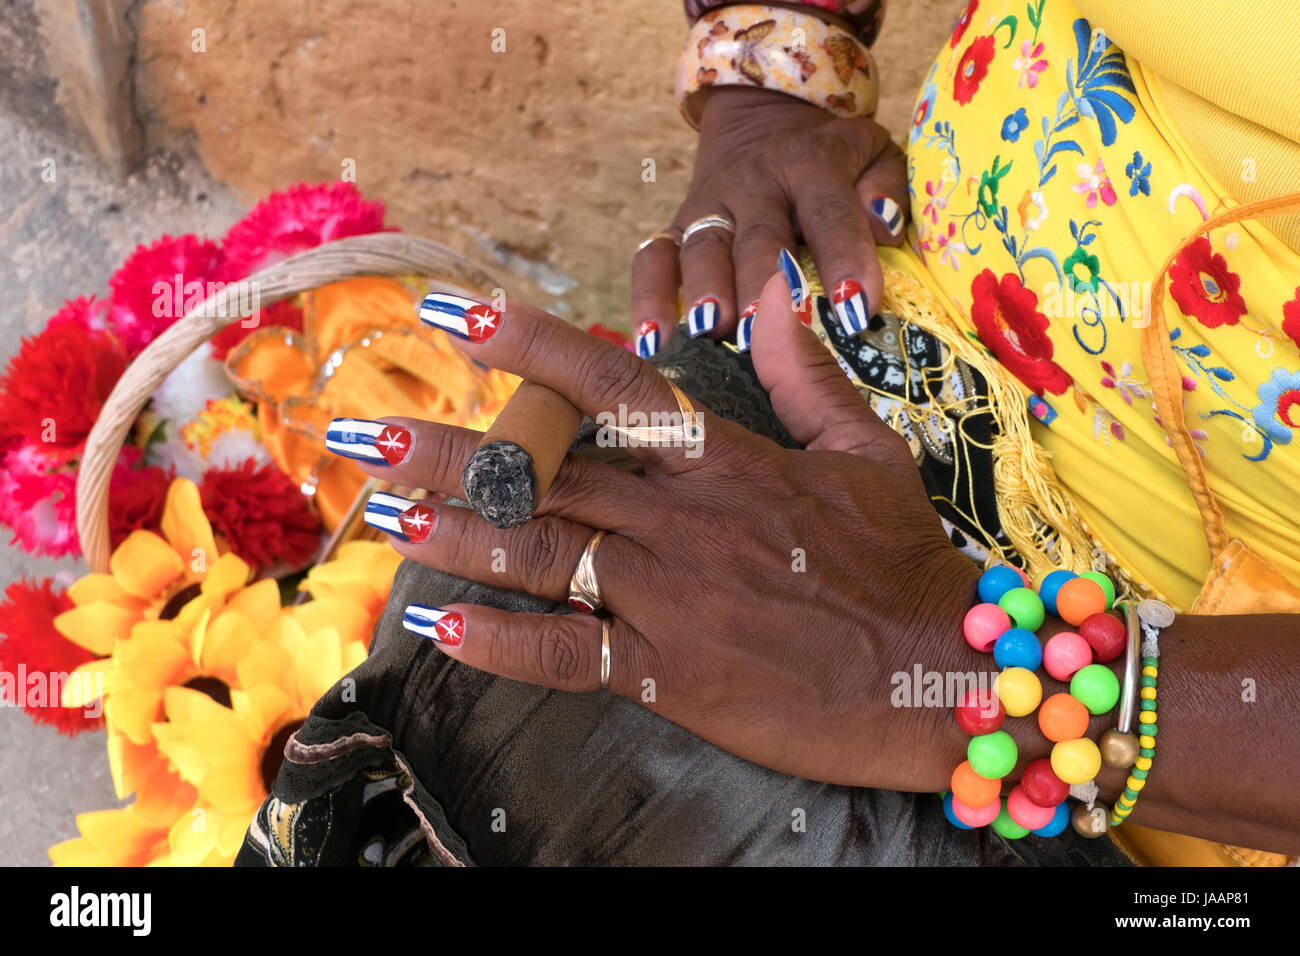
[1251,367,1300,445]
[1001,108,1029,143]
[1125,150,1152,197]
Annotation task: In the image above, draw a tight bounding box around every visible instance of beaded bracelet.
[946,565,1131,841]
[675,6,880,129]
[1109,602,1168,827]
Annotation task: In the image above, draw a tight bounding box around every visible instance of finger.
[402,603,649,696]
[629,231,681,360]
[417,294,722,472]
[365,495,646,608]
[731,202,798,353]
[793,176,883,337]
[325,416,653,532]
[750,266,903,458]
[854,140,909,249]
[676,211,736,340]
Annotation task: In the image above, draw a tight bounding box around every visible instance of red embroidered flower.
[107,235,229,357]
[969,269,1072,395]
[0,578,101,735]
[1282,287,1300,353]
[953,35,996,105]
[198,458,323,569]
[1167,237,1246,329]
[950,0,979,49]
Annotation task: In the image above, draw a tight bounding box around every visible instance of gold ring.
[600,618,611,690]
[568,530,607,614]
[636,230,680,253]
[681,215,735,243]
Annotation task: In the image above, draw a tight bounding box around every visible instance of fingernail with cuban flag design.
[419,292,502,343]
[777,248,812,323]
[736,299,758,352]
[636,320,660,358]
[364,491,437,543]
[403,605,465,647]
[326,418,413,466]
[687,296,718,338]
[870,195,904,238]
[830,279,871,335]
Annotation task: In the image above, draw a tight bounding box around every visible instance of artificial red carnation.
[1283,287,1300,354]
[108,449,173,549]
[586,322,633,351]
[0,579,102,735]
[969,269,1073,396]
[1167,237,1246,330]
[950,0,979,49]
[220,182,390,279]
[198,458,323,569]
[107,234,228,357]
[0,310,127,459]
[953,35,996,105]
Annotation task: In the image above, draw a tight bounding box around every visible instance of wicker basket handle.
[76,232,504,573]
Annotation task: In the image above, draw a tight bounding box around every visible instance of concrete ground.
[0,107,245,866]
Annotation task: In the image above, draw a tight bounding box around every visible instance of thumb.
[749,262,898,458]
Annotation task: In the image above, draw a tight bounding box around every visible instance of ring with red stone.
[568,529,607,614]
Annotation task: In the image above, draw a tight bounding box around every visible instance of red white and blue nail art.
[326,418,412,466]
[777,248,813,325]
[871,195,904,238]
[419,292,502,343]
[364,491,436,543]
[830,279,871,335]
[403,605,465,646]
[736,300,758,352]
[636,320,660,358]
[687,297,719,337]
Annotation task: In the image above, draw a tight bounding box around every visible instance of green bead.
[1132,768,1148,779]
[1079,571,1115,609]
[1141,676,1157,688]
[967,730,1018,779]
[1070,664,1121,715]
[1123,787,1140,801]
[1141,699,1156,711]
[1140,747,1155,758]
[992,801,1030,840]
[997,586,1045,632]
[1146,723,1158,736]
[1142,657,1158,667]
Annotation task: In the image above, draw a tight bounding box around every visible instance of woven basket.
[75,232,509,574]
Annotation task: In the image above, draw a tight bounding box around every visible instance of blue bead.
[993,627,1043,670]
[1039,569,1077,617]
[977,566,1023,605]
[943,792,974,830]
[1031,800,1070,837]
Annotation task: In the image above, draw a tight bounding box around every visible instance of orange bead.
[951,760,1002,808]
[1037,692,1089,742]
[1055,577,1107,626]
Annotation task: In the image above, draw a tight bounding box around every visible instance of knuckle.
[574,340,642,411]
[804,198,864,240]
[536,619,592,688]
[513,516,570,594]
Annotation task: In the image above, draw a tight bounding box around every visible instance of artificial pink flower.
[0,445,79,557]
[107,235,228,357]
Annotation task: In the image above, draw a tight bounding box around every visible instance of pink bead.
[1011,566,1031,587]
[951,793,1001,827]
[1007,785,1059,830]
[1042,631,1092,681]
[963,603,1010,653]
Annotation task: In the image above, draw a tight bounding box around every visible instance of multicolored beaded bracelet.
[948,565,1129,840]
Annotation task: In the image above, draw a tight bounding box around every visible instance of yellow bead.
[1135,756,1152,771]
[1051,737,1102,785]
[995,667,1043,717]
[1140,687,1157,700]
[1139,710,1157,724]
[1142,666,1158,679]
[1127,775,1146,792]
[1140,734,1156,749]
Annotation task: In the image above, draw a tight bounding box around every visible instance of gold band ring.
[636,230,681,253]
[600,618,611,690]
[568,530,607,615]
[681,215,735,244]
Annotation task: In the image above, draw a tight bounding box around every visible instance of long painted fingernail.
[364,491,437,543]
[687,296,719,337]
[830,279,871,335]
[636,320,661,358]
[777,248,808,309]
[736,300,758,352]
[870,195,904,238]
[403,605,465,646]
[326,418,413,466]
[419,292,502,343]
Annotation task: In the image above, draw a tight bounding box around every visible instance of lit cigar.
[462,381,583,529]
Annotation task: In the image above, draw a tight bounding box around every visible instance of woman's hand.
[339,270,979,793]
[632,87,908,354]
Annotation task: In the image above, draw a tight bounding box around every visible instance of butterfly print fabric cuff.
[675,5,879,129]
[683,0,887,47]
